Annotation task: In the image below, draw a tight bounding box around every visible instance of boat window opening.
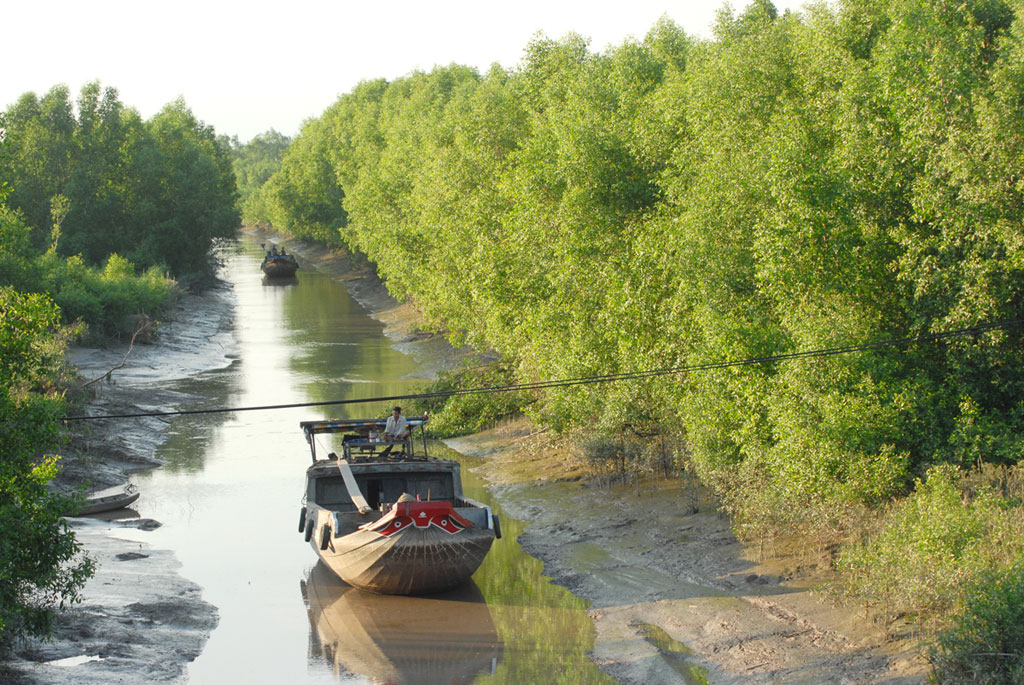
[315,476,353,507]
[366,479,383,510]
[355,476,408,506]
[408,478,449,502]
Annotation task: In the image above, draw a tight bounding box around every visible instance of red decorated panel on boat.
[361,500,473,537]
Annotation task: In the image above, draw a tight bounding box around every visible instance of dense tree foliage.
[227,128,291,228]
[0,84,239,280]
[0,204,173,337]
[259,0,1024,522]
[263,112,351,246]
[245,1,1024,667]
[0,287,92,648]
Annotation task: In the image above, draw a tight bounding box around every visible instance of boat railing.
[455,495,498,535]
[340,435,418,461]
[301,417,430,464]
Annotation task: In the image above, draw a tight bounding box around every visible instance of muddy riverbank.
[6,281,238,684]
[448,423,930,684]
[7,231,931,683]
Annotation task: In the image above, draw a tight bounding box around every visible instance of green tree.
[130,99,239,277]
[231,129,291,227]
[1,87,77,250]
[0,287,93,647]
[58,83,130,264]
[246,0,1024,534]
[263,115,347,246]
[1,84,239,281]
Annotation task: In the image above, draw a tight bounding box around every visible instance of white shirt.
[385,414,408,439]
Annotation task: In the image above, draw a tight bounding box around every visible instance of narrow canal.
[123,235,613,683]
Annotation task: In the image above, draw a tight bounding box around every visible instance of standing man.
[380,406,409,458]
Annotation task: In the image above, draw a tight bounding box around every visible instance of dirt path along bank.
[447,421,930,684]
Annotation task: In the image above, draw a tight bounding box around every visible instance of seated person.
[379,406,409,457]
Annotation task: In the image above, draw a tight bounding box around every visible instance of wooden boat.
[302,562,502,682]
[298,417,500,595]
[261,253,299,278]
[73,485,140,516]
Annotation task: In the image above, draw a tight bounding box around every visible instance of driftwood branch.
[79,317,154,388]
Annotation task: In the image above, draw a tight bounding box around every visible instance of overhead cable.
[61,318,1023,422]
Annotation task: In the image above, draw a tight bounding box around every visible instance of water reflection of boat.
[298,417,500,595]
[302,562,502,684]
[262,274,298,287]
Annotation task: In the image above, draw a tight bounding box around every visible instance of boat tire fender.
[298,507,307,533]
[492,513,502,540]
[320,523,331,550]
[304,518,313,542]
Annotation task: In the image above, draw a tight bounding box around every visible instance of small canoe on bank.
[73,485,140,516]
[298,417,501,595]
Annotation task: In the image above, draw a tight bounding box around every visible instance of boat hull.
[309,504,495,595]
[73,490,140,516]
[261,256,298,278]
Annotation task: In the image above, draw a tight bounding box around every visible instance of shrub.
[930,561,1024,684]
[581,433,644,476]
[0,287,94,648]
[40,253,173,338]
[835,464,1024,629]
[411,360,531,438]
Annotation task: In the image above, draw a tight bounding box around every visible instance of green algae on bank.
[635,623,710,685]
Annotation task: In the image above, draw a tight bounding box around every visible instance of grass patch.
[634,622,709,685]
[411,360,532,438]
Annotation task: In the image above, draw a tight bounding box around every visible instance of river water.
[122,236,612,684]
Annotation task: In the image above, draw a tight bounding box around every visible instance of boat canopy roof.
[300,417,427,436]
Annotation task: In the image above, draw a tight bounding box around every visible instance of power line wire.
[61,319,1023,422]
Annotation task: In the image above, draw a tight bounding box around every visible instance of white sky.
[3,0,807,143]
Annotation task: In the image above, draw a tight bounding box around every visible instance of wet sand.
[7,518,217,684]
[448,422,930,684]
[6,232,931,683]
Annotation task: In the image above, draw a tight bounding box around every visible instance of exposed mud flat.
[447,421,931,684]
[56,280,239,494]
[8,518,218,685]
[4,283,236,683]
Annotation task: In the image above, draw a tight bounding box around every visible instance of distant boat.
[297,417,501,595]
[73,485,139,516]
[261,253,299,278]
